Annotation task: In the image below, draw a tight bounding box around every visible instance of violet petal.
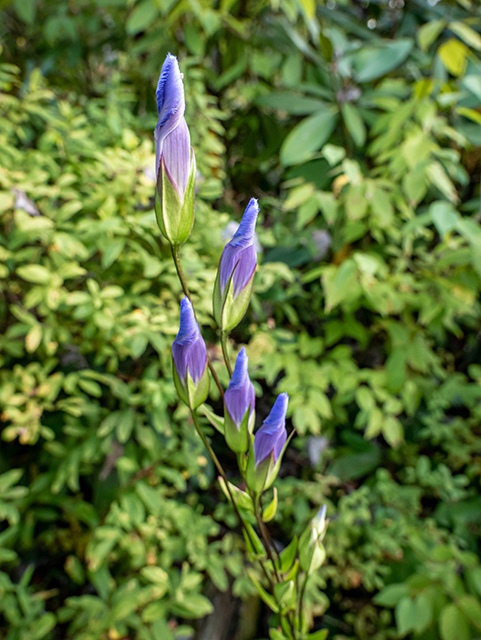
[254,393,289,467]
[162,117,191,195]
[225,347,255,427]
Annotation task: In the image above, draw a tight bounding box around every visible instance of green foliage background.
[1,0,481,638]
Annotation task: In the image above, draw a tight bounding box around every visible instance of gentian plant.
[155,53,329,640]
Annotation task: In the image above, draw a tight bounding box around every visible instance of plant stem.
[220,330,233,377]
[170,243,224,399]
[255,506,281,583]
[171,243,190,298]
[297,569,310,632]
[254,500,298,639]
[190,410,274,590]
[259,494,282,565]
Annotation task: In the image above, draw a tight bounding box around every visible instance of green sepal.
[218,476,254,513]
[172,359,209,410]
[213,261,255,333]
[264,430,294,491]
[262,487,278,522]
[245,438,271,496]
[224,404,253,454]
[307,630,329,640]
[155,148,196,245]
[246,431,294,496]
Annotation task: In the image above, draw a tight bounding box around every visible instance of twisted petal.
[155,54,186,177]
[156,53,185,125]
[219,199,259,296]
[162,117,191,195]
[254,393,289,467]
[172,297,207,384]
[225,347,255,427]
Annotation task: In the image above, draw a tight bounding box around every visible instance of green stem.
[221,330,233,377]
[170,243,224,400]
[254,499,298,640]
[190,410,274,591]
[297,569,310,633]
[171,243,190,298]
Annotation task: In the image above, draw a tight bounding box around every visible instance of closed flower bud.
[154,54,196,246]
[300,504,328,573]
[213,198,259,332]
[224,347,255,454]
[312,504,327,540]
[172,297,209,409]
[246,393,289,495]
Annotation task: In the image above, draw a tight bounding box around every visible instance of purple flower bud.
[254,393,289,468]
[154,54,192,197]
[172,297,207,385]
[219,198,259,298]
[225,347,255,428]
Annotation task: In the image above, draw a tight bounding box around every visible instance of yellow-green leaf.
[262,487,278,522]
[438,38,468,76]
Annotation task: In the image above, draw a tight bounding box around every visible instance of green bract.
[172,359,210,410]
[155,150,196,245]
[245,434,290,496]
[224,404,253,454]
[213,265,255,332]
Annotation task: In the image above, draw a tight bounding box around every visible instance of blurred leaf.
[257,93,326,115]
[342,103,366,147]
[439,603,470,640]
[280,107,338,166]
[449,21,481,51]
[438,39,468,76]
[126,0,158,34]
[352,39,413,83]
[173,594,214,618]
[430,201,459,236]
[395,597,415,636]
[457,106,481,125]
[16,265,51,284]
[418,19,446,50]
[374,583,409,607]
[13,0,36,23]
[330,448,381,481]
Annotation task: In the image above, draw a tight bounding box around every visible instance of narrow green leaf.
[262,487,278,522]
[342,103,366,147]
[247,569,279,613]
